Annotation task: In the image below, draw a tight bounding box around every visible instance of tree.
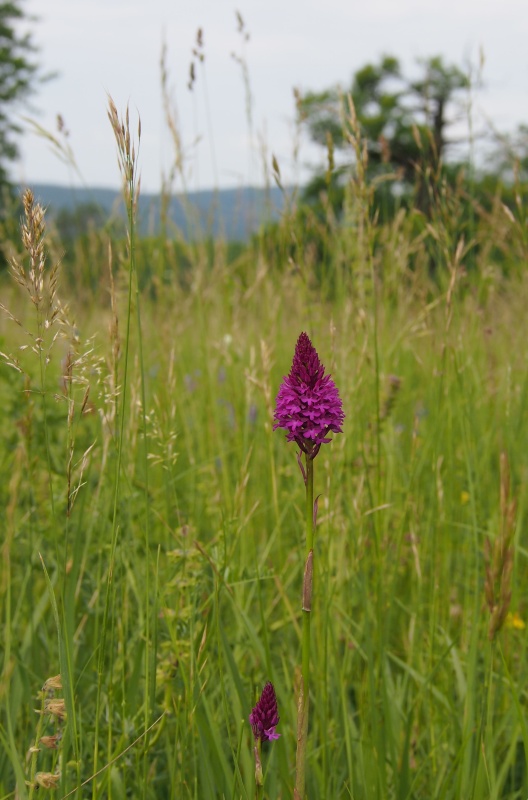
[488,124,528,185]
[0,2,42,195]
[53,202,107,242]
[297,55,469,216]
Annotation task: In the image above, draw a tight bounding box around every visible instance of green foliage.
[1,94,528,800]
[0,1,43,200]
[52,202,108,242]
[0,15,527,791]
[298,54,469,218]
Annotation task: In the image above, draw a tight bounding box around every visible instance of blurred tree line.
[0,1,44,207]
[0,9,526,281]
[260,54,528,280]
[296,54,526,216]
[297,55,470,218]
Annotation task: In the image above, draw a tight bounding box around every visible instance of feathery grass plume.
[0,189,81,540]
[23,113,84,185]
[274,332,344,798]
[1,189,62,358]
[107,96,141,213]
[14,189,56,311]
[160,40,205,243]
[3,187,102,551]
[484,452,516,641]
[249,682,280,795]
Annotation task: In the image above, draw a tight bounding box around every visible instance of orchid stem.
[295,453,314,799]
[254,741,263,798]
[274,333,343,797]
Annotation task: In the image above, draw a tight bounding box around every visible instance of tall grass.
[0,82,528,800]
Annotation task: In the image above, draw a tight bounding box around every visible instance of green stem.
[295,455,314,799]
[254,741,263,798]
[27,689,47,800]
[93,110,138,800]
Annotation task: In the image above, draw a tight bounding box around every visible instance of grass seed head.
[485,452,517,641]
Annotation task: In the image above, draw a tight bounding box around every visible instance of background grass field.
[1,99,528,800]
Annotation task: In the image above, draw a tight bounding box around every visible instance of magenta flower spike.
[273,333,344,795]
[274,332,344,459]
[249,682,281,742]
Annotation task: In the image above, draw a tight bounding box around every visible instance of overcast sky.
[17,0,528,193]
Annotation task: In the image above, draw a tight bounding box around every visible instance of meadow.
[1,98,528,800]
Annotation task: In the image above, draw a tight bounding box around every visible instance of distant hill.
[23,183,290,241]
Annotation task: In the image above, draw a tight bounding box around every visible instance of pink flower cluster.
[274,332,344,458]
[249,682,281,742]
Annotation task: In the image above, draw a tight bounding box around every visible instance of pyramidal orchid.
[274,331,344,460]
[274,332,344,798]
[249,681,281,743]
[249,682,280,794]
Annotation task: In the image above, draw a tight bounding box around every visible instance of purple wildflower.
[249,682,281,742]
[273,332,345,459]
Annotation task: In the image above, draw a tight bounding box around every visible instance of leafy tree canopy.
[297,54,470,214]
[0,1,42,193]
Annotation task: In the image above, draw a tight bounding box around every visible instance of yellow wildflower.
[506,611,525,630]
